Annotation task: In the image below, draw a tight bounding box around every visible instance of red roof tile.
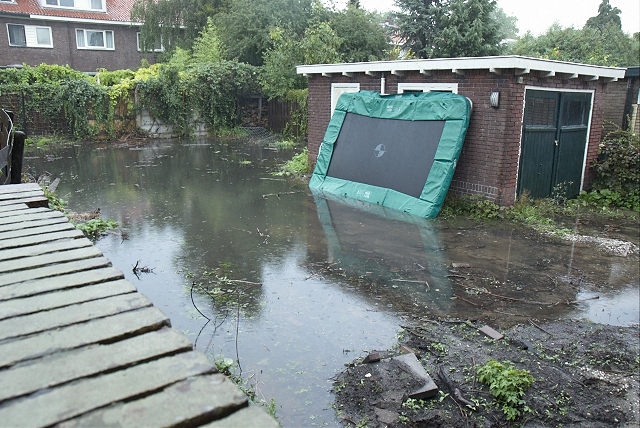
[0,0,138,23]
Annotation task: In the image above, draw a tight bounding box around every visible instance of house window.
[331,83,360,116]
[76,29,114,50]
[7,24,53,48]
[43,0,104,11]
[137,33,164,52]
[397,83,458,94]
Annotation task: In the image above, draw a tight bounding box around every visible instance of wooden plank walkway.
[0,183,278,427]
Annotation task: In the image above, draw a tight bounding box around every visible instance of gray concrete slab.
[0,292,153,341]
[0,221,76,241]
[0,202,29,213]
[0,235,91,261]
[0,246,103,274]
[0,279,136,320]
[0,209,64,226]
[0,183,40,194]
[0,195,49,207]
[0,206,46,218]
[0,256,112,287]
[0,307,170,369]
[0,352,215,427]
[60,374,249,428]
[0,228,85,250]
[0,328,193,402]
[0,266,124,301]
[202,406,280,428]
[0,214,69,233]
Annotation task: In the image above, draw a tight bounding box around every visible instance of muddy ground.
[331,211,639,428]
[333,319,639,427]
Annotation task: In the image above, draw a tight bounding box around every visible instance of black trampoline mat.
[326,113,446,198]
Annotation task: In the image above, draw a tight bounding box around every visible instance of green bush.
[589,127,639,210]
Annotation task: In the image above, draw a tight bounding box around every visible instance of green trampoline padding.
[309,90,472,218]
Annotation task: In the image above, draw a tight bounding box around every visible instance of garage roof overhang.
[296,55,626,82]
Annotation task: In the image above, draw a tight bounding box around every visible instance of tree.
[393,0,444,59]
[393,0,503,59]
[191,18,227,64]
[433,0,502,58]
[329,4,390,62]
[213,0,315,66]
[509,23,638,67]
[131,0,228,54]
[261,22,342,98]
[585,0,622,33]
[492,7,518,40]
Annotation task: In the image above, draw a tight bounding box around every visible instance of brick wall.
[0,17,158,72]
[307,69,607,206]
[602,81,627,136]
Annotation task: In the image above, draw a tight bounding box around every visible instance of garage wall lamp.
[490,91,500,108]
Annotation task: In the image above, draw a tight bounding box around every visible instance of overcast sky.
[329,0,640,36]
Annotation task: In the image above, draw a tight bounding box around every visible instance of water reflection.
[23,139,639,426]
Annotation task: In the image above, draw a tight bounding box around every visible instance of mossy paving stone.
[0,279,136,320]
[0,256,112,287]
[0,292,153,340]
[0,307,170,369]
[0,328,193,402]
[60,374,250,428]
[0,351,215,427]
[0,266,124,301]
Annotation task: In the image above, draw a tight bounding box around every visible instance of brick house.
[297,56,626,205]
[0,0,158,72]
[603,67,640,136]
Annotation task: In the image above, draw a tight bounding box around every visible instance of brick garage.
[298,56,625,206]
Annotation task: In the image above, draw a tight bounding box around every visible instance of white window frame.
[136,33,164,52]
[7,23,53,48]
[397,83,458,94]
[42,0,105,12]
[76,28,114,50]
[331,83,360,116]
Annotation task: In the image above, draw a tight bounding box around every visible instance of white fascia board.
[296,55,626,80]
[29,14,142,26]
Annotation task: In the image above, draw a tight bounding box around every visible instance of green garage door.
[518,90,592,199]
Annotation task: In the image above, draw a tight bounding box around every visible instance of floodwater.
[25,139,639,426]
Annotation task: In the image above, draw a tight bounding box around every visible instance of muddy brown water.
[24,139,639,427]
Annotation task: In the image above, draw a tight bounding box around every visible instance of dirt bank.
[334,319,639,427]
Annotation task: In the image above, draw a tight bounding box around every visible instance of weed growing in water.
[74,218,118,241]
[271,139,297,150]
[273,148,309,178]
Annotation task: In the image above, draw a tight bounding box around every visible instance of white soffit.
[297,55,626,81]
